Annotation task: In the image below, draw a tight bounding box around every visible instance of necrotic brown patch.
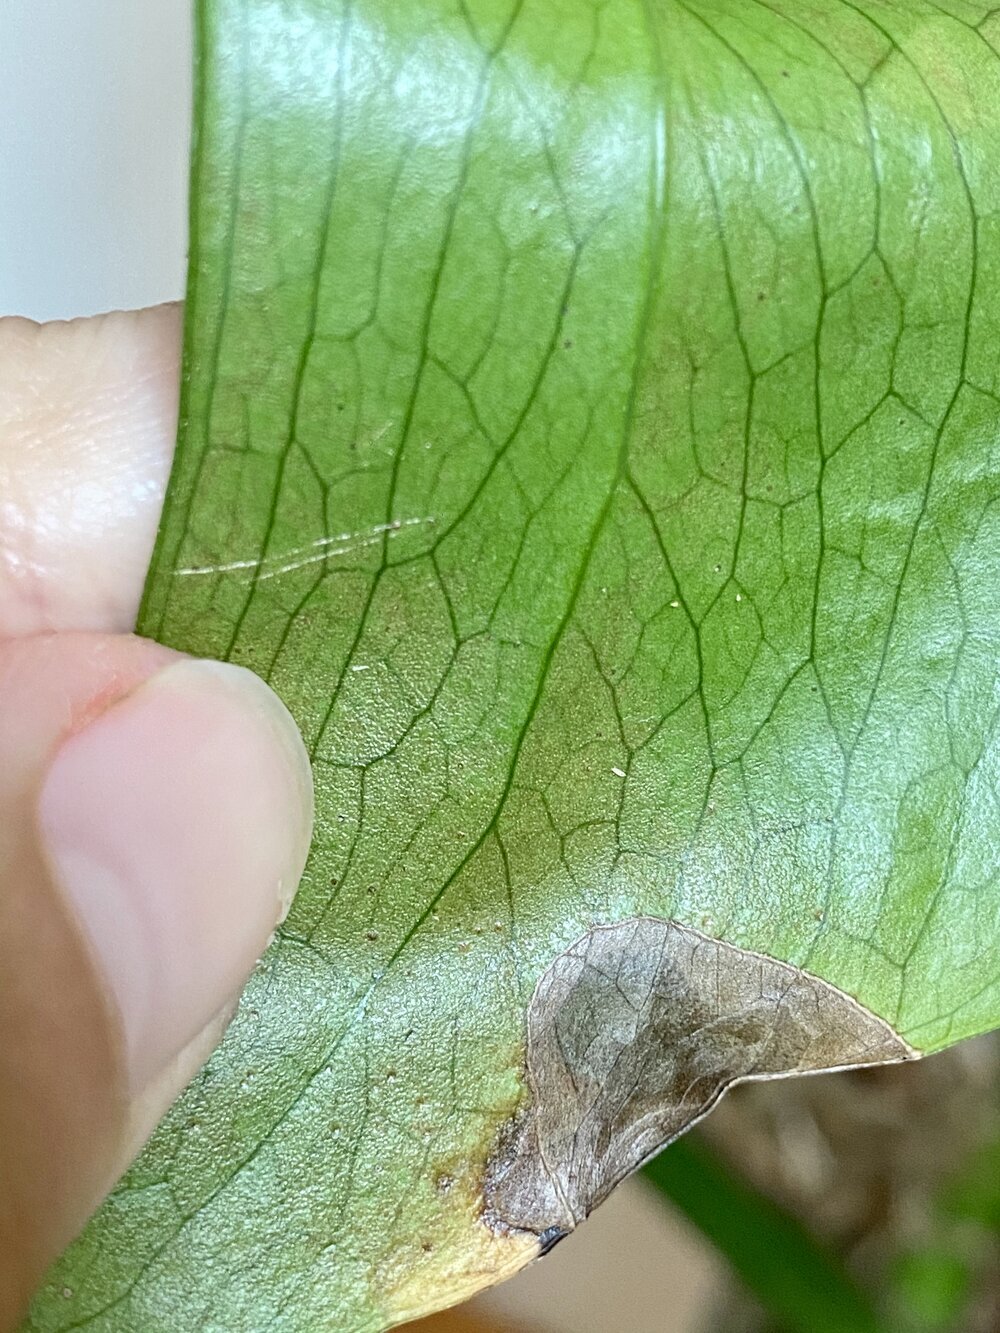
[485,918,915,1238]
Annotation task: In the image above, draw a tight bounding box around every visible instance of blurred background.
[3,5,998,1331]
[0,1,189,320]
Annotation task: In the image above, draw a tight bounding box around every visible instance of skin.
[0,306,314,1327]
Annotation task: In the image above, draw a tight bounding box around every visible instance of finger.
[0,632,313,1327]
[0,305,182,638]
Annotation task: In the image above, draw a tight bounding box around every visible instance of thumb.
[0,631,313,1326]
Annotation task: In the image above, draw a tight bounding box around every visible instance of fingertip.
[37,656,314,1095]
[0,634,313,1323]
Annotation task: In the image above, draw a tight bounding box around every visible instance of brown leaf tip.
[484,918,915,1241]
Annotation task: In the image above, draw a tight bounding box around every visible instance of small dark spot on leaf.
[538,1226,570,1255]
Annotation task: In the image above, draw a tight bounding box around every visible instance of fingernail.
[37,659,313,1094]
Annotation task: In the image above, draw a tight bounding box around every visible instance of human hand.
[0,307,314,1327]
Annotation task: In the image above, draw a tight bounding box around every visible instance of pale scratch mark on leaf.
[173,515,436,580]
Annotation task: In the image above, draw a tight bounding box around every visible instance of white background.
[0,1,190,320]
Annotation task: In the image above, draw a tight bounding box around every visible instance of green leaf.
[30,1,1000,1329]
